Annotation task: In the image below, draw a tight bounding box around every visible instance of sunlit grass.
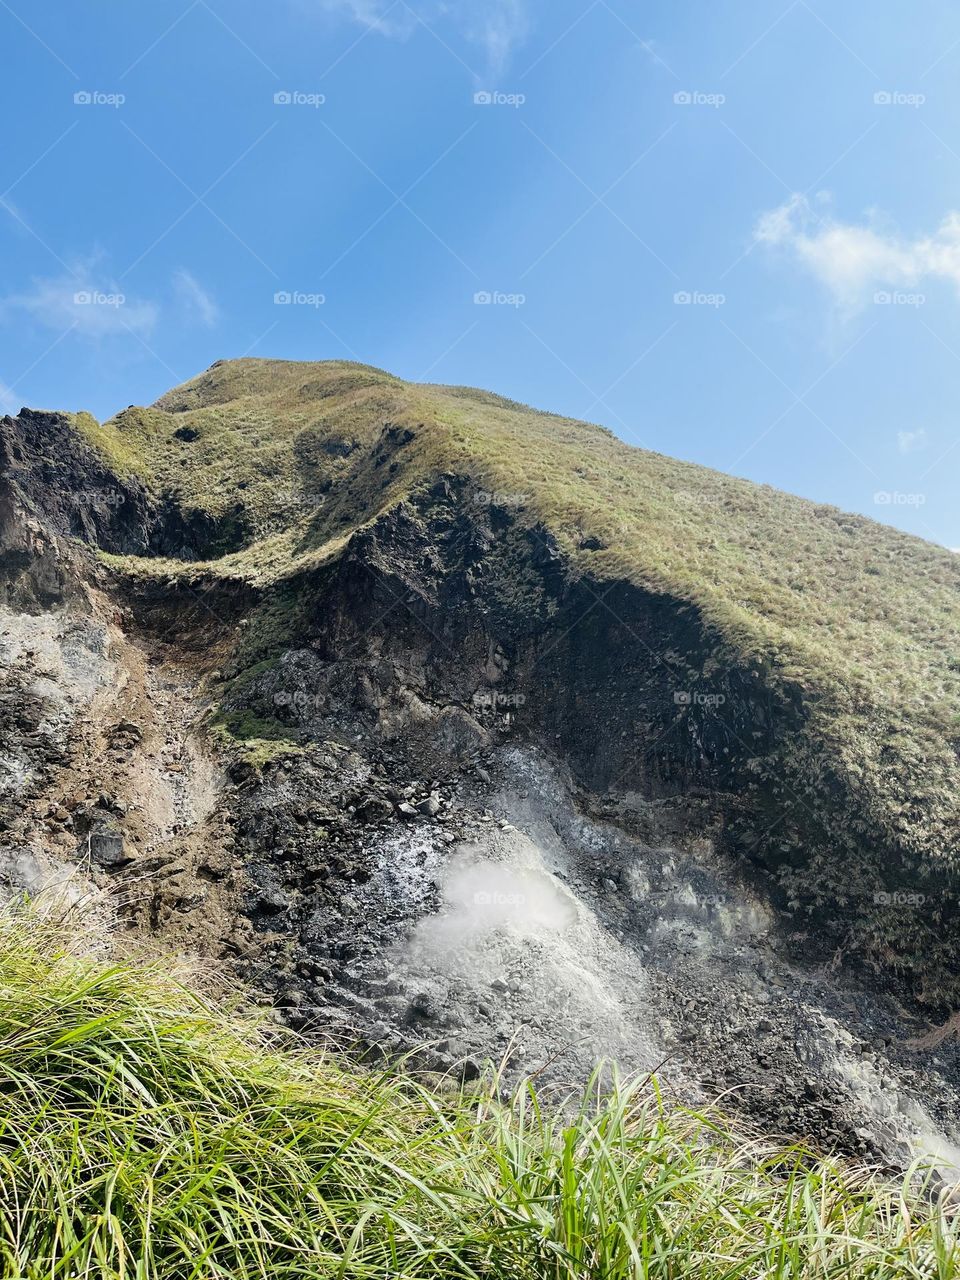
[0,910,957,1279]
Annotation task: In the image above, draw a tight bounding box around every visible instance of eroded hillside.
[2,358,960,1163]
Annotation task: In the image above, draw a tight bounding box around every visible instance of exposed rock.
[86,822,127,867]
[356,794,394,822]
[416,792,441,817]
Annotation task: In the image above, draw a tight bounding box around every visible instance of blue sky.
[1,1,959,547]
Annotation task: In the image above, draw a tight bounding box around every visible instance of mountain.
[1,357,959,1162]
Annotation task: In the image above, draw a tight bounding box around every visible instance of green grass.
[209,707,305,769]
[0,910,958,1279]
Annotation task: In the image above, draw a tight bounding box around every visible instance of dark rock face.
[0,410,255,565]
[0,411,154,559]
[218,481,919,998]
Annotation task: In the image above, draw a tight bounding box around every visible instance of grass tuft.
[0,910,957,1277]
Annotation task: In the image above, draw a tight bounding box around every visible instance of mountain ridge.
[1,357,960,1160]
[5,361,960,973]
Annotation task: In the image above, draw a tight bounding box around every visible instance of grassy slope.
[82,358,960,886]
[0,912,956,1280]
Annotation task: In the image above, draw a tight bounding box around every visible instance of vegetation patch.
[0,912,956,1279]
[209,706,304,769]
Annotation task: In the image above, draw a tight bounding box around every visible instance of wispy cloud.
[897,428,927,454]
[313,0,529,76]
[316,0,410,34]
[755,194,960,312]
[1,260,157,338]
[174,269,219,327]
[463,0,527,76]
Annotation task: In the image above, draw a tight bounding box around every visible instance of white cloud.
[313,0,528,75]
[897,428,928,455]
[174,269,218,327]
[1,261,157,338]
[462,0,527,75]
[318,0,412,35]
[755,194,960,311]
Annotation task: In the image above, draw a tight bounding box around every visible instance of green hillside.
[84,359,960,917]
